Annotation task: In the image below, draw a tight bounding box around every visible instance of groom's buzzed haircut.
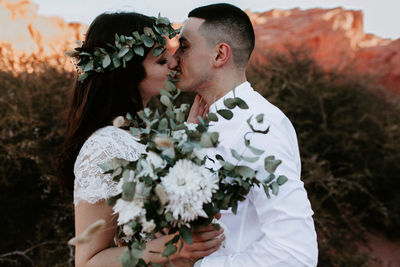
[188,3,255,69]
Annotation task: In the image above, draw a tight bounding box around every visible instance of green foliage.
[0,68,74,266]
[1,45,399,266]
[248,47,400,266]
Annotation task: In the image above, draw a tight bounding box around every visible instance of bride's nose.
[167,54,178,70]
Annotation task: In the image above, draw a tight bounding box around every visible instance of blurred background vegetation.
[0,48,399,266]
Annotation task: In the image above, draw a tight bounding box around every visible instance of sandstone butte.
[0,0,399,93]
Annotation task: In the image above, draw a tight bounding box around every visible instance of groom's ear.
[213,43,231,68]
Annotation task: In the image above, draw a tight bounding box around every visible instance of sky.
[33,0,399,39]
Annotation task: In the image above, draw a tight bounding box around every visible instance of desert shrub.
[0,68,75,266]
[0,48,399,266]
[247,48,400,266]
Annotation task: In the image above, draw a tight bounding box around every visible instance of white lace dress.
[73,126,146,206]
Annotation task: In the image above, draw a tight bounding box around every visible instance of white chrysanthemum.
[141,218,156,233]
[161,159,219,224]
[113,199,146,225]
[147,151,167,169]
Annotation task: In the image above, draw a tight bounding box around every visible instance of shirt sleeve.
[201,116,318,267]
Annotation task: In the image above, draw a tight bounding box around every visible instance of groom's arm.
[201,117,318,267]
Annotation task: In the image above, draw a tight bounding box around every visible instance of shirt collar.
[209,81,252,112]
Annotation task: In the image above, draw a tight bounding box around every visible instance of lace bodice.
[73,126,146,206]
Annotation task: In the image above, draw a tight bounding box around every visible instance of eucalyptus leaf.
[130,127,141,136]
[132,31,141,40]
[112,55,121,68]
[231,149,242,161]
[124,50,134,62]
[179,227,193,244]
[217,109,233,120]
[153,46,164,57]
[82,60,94,72]
[122,182,136,201]
[223,98,237,109]
[134,46,145,56]
[264,156,282,173]
[200,133,214,148]
[235,97,249,109]
[158,118,168,131]
[160,95,172,107]
[256,113,264,123]
[263,185,271,199]
[271,181,279,196]
[142,34,155,48]
[235,165,255,178]
[277,175,288,185]
[207,113,218,122]
[78,73,88,82]
[102,54,111,68]
[165,80,176,91]
[162,244,177,257]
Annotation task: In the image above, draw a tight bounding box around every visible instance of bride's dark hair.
[56,12,154,195]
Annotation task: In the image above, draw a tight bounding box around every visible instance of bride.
[57,12,224,267]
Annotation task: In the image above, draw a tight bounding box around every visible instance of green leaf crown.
[65,14,180,82]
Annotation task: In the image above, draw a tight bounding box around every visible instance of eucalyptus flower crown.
[65,14,179,82]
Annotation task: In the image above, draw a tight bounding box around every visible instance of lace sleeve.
[73,126,146,206]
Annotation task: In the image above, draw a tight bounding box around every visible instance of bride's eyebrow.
[178,36,189,44]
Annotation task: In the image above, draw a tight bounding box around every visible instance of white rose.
[123,224,134,238]
[141,218,156,233]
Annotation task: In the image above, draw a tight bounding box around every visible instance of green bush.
[0,48,399,266]
[248,48,400,266]
[0,69,74,266]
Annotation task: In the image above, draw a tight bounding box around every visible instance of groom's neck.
[199,70,247,106]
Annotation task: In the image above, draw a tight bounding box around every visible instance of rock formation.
[0,0,399,92]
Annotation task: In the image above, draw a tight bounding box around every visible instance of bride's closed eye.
[157,58,168,65]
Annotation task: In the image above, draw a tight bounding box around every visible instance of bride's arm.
[74,201,124,267]
[74,201,224,267]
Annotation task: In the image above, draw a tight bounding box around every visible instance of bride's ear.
[213,43,231,68]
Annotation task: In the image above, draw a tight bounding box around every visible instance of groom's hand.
[187,94,208,124]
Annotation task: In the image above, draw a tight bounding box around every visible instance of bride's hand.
[187,94,208,124]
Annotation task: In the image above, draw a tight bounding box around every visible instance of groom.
[173,3,318,267]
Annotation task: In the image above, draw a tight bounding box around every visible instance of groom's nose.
[167,54,178,70]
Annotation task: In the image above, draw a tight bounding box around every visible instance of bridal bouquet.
[99,75,288,266]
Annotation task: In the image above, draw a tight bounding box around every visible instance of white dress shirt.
[200,81,318,266]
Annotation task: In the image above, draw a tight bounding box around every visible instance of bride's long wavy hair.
[56,12,154,195]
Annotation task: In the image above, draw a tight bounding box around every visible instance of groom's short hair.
[189,3,255,69]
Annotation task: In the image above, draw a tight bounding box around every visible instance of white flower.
[113,116,126,128]
[147,151,167,169]
[141,218,156,233]
[192,147,207,160]
[161,159,219,225]
[123,224,134,238]
[173,129,188,146]
[113,199,146,225]
[137,158,156,179]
